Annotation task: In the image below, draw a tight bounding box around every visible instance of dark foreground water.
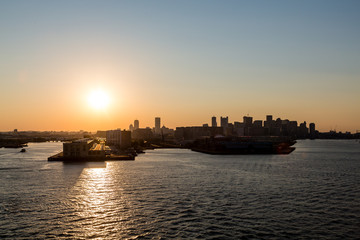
[0,140,359,239]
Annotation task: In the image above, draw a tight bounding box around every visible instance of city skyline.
[1,1,359,133]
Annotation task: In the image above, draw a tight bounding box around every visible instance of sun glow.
[87,89,110,110]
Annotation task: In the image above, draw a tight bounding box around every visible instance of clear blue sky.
[1,0,359,132]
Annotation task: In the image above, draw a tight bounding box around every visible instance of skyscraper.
[220,116,228,128]
[212,116,217,127]
[155,117,161,134]
[134,119,139,130]
[309,123,316,138]
[243,116,253,127]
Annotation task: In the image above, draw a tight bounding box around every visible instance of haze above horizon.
[1,0,359,133]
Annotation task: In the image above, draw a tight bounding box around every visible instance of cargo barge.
[191,136,296,155]
[48,152,135,161]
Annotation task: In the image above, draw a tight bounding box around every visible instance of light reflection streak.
[65,162,131,238]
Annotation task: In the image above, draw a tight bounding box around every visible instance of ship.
[191,136,296,155]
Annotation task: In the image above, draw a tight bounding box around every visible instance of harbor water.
[0,140,359,239]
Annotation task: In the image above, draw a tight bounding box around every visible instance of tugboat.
[20,148,26,152]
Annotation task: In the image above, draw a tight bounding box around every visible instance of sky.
[0,0,359,132]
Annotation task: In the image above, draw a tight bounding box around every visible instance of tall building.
[243,116,253,126]
[264,115,273,128]
[212,116,217,127]
[298,121,308,139]
[155,117,161,134]
[220,116,228,128]
[134,119,139,130]
[309,123,316,138]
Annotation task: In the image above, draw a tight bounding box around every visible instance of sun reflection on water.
[65,163,131,238]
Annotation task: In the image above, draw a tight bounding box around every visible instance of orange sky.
[1,1,359,133]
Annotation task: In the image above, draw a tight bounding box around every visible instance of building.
[106,129,132,148]
[155,117,161,134]
[120,130,132,148]
[63,139,93,157]
[220,116,229,128]
[95,130,107,138]
[298,121,308,139]
[234,121,245,136]
[63,138,105,158]
[106,129,121,146]
[132,128,153,140]
[253,120,262,128]
[243,116,253,127]
[212,116,217,127]
[309,123,316,139]
[134,119,139,130]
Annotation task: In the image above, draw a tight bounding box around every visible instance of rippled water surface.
[1,140,360,239]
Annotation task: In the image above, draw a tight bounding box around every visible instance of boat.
[20,148,26,152]
[191,136,296,155]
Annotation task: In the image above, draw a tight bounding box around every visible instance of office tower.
[243,116,253,126]
[155,117,161,134]
[266,115,273,122]
[220,116,228,128]
[212,116,217,127]
[134,119,139,130]
[309,123,316,138]
[155,117,161,129]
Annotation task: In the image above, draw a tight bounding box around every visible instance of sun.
[87,89,110,110]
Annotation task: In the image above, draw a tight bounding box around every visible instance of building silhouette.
[155,117,161,135]
[134,119,139,130]
[212,116,217,127]
[220,116,228,128]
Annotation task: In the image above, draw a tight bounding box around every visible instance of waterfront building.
[288,121,298,137]
[309,123,316,138]
[106,129,121,146]
[252,120,265,136]
[298,121,309,139]
[63,138,105,158]
[106,129,132,148]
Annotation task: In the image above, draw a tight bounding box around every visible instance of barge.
[48,151,135,161]
[191,136,296,155]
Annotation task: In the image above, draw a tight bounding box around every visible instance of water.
[0,140,359,239]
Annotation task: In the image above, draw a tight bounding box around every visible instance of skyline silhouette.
[0,1,359,132]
